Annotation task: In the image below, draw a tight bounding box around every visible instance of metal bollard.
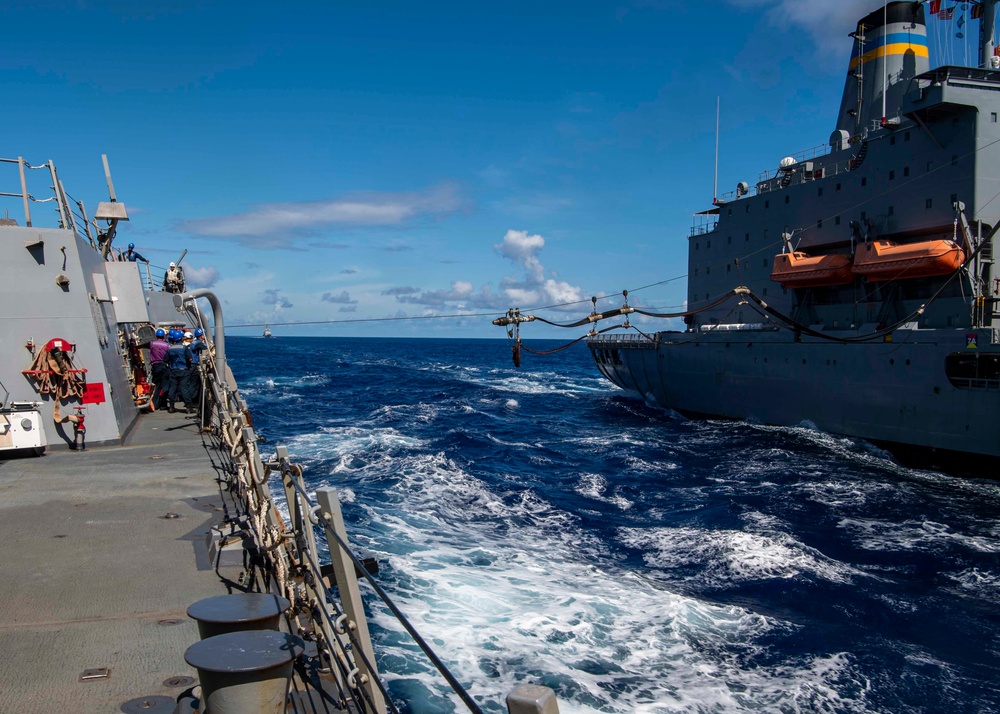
[184,630,304,714]
[506,684,560,714]
[186,593,290,640]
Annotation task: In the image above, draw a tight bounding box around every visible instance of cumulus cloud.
[321,290,357,305]
[183,264,220,289]
[382,228,584,313]
[179,183,462,249]
[261,288,293,308]
[494,230,545,283]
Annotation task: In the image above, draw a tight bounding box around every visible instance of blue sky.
[3,1,971,337]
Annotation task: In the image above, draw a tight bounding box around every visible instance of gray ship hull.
[589,328,1000,461]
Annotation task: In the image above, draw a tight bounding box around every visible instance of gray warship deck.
[0,410,243,713]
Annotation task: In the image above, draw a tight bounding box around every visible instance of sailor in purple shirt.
[148,328,170,410]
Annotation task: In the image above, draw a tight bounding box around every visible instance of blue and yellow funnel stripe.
[849,32,929,70]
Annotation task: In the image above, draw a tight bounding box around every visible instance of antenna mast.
[713,96,720,204]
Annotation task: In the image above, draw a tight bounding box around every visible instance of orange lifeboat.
[852,239,965,282]
[770,252,854,288]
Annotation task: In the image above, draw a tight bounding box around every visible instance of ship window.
[762,288,768,296]
[951,193,958,205]
[706,294,710,300]
[728,208,732,216]
[763,259,768,268]
[889,170,895,180]
[728,235,732,244]
[785,195,790,204]
[992,112,997,123]
[890,136,896,146]
[745,233,750,242]
[904,166,910,177]
[836,182,842,191]
[707,240,711,248]
[861,177,867,187]
[861,211,866,221]
[905,131,911,141]
[952,155,959,167]
[817,218,823,228]
[926,198,933,208]
[695,242,699,251]
[927,161,933,172]
[818,187,823,197]
[888,205,894,215]
[945,353,1000,389]
[706,267,711,275]
[695,268,699,276]
[835,216,841,225]
[765,200,769,208]
[746,204,750,213]
[727,264,731,273]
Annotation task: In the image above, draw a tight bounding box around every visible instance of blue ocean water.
[228,335,1000,713]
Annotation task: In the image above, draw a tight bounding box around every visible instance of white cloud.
[183,264,220,289]
[179,183,463,249]
[494,229,545,283]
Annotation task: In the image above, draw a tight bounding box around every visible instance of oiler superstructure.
[600,1,1000,465]
[500,2,1000,468]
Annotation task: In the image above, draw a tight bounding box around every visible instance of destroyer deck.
[0,411,241,713]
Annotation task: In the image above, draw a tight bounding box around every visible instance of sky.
[2,0,976,338]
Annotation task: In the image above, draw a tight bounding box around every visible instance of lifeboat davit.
[852,239,965,282]
[770,252,854,288]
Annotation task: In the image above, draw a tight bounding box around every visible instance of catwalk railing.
[187,308,559,713]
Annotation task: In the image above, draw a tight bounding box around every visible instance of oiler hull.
[588,329,1000,464]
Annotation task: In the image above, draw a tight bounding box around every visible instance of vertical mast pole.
[882,1,888,123]
[982,0,997,67]
[713,96,720,204]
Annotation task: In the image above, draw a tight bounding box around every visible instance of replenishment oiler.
[499,1,1000,472]
[0,158,557,712]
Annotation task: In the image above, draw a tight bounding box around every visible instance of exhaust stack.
[835,2,928,137]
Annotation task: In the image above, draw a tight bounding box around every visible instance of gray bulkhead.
[0,223,148,447]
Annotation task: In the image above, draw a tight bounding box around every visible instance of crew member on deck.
[119,243,149,264]
[165,329,193,412]
[164,262,185,293]
[148,328,169,410]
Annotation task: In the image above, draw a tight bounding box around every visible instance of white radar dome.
[779,156,796,168]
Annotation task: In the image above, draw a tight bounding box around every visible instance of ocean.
[227,335,1000,714]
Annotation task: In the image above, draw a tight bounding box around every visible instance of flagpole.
[713,96,719,205]
[882,1,888,124]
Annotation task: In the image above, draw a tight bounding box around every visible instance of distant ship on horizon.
[263,324,272,338]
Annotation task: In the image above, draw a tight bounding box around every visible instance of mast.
[981,0,998,67]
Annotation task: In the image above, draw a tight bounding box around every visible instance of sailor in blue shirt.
[119,243,149,263]
[165,330,192,412]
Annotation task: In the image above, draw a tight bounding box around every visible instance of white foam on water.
[838,518,1000,554]
[618,525,864,587]
[337,450,870,712]
[575,473,634,511]
[944,568,1000,602]
[505,399,519,409]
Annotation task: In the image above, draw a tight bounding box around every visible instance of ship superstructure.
[496,2,1000,467]
[586,1,1000,465]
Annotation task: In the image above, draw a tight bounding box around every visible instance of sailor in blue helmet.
[119,242,149,264]
[148,328,170,410]
[165,329,193,413]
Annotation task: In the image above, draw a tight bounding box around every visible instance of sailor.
[148,328,170,410]
[165,329,193,412]
[181,331,205,413]
[164,262,186,293]
[119,242,149,264]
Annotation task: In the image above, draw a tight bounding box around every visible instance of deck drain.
[163,675,195,688]
[120,695,175,713]
[149,455,166,460]
[157,618,184,626]
[160,513,181,520]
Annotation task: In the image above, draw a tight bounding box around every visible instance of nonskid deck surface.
[0,410,241,713]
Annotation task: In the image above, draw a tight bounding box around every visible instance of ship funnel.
[835,1,928,137]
